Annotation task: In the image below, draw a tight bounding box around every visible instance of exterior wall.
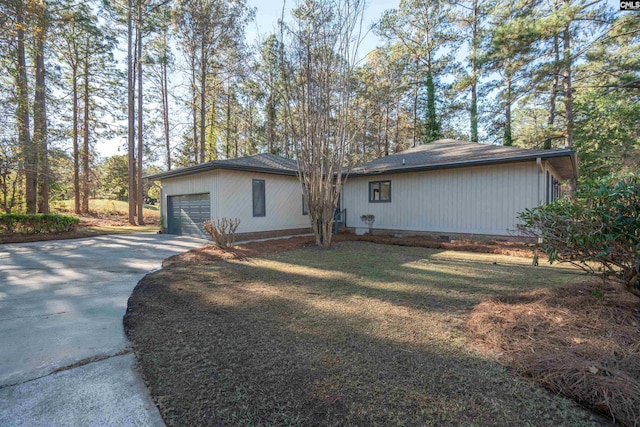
[343,162,541,237]
[160,171,220,229]
[217,170,310,233]
[160,170,310,234]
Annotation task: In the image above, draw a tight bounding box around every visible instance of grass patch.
[52,198,159,214]
[0,198,161,244]
[0,224,160,244]
[125,241,603,426]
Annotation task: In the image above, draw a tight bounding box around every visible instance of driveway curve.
[0,233,207,426]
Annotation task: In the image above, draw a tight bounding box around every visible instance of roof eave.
[145,163,299,180]
[347,150,576,178]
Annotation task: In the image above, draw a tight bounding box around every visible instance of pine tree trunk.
[191,56,198,164]
[161,58,171,170]
[34,5,49,213]
[199,40,207,163]
[267,94,275,154]
[413,60,418,147]
[82,54,90,214]
[137,8,144,226]
[16,1,35,213]
[504,74,512,146]
[208,96,216,159]
[545,33,560,150]
[470,0,478,143]
[73,65,80,214]
[226,83,231,158]
[562,18,576,193]
[394,94,401,151]
[384,103,390,156]
[425,70,439,142]
[127,0,136,224]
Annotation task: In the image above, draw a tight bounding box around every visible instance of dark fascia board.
[145,162,299,180]
[346,149,577,179]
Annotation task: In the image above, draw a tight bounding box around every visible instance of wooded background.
[0,0,638,222]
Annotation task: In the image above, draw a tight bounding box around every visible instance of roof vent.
[402,158,405,166]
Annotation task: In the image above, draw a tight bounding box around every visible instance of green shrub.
[0,214,80,235]
[518,174,640,297]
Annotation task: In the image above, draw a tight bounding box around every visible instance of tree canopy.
[0,0,637,216]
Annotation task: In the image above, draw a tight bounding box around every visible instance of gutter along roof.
[146,139,578,181]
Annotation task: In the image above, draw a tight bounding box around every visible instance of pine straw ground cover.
[468,281,640,426]
[161,233,534,267]
[125,241,611,426]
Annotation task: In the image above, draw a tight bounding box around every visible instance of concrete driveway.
[0,233,207,426]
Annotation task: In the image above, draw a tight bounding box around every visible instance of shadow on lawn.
[125,243,596,427]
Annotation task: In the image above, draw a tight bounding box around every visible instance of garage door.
[167,193,210,237]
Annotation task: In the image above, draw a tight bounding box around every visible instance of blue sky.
[245,0,400,58]
[99,0,399,159]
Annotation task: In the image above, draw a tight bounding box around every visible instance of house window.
[252,179,265,217]
[551,176,560,202]
[546,172,550,205]
[302,193,308,216]
[369,180,391,203]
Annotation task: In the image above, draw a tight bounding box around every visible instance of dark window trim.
[369,180,392,203]
[252,179,266,217]
[546,171,550,205]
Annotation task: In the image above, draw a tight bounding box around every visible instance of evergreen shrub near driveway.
[0,214,79,235]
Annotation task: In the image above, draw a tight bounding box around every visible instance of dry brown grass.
[467,280,640,426]
[126,241,601,426]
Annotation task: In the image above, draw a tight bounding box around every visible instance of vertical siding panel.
[341,161,544,237]
[161,170,308,234]
[218,171,309,233]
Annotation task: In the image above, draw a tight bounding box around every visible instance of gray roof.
[146,153,298,180]
[348,139,577,179]
[147,139,578,181]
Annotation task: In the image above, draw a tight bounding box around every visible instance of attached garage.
[148,142,577,241]
[167,193,210,237]
[149,154,312,240]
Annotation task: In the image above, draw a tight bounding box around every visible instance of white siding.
[160,171,220,228]
[343,162,541,236]
[159,169,309,234]
[217,170,310,233]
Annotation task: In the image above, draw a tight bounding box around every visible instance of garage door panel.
[167,193,210,237]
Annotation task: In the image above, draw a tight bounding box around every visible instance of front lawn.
[125,241,601,426]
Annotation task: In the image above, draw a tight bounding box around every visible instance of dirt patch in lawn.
[126,241,601,426]
[468,280,640,426]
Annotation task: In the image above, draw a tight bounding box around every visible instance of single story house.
[147,139,577,240]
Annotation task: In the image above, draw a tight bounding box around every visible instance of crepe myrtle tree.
[281,0,365,247]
